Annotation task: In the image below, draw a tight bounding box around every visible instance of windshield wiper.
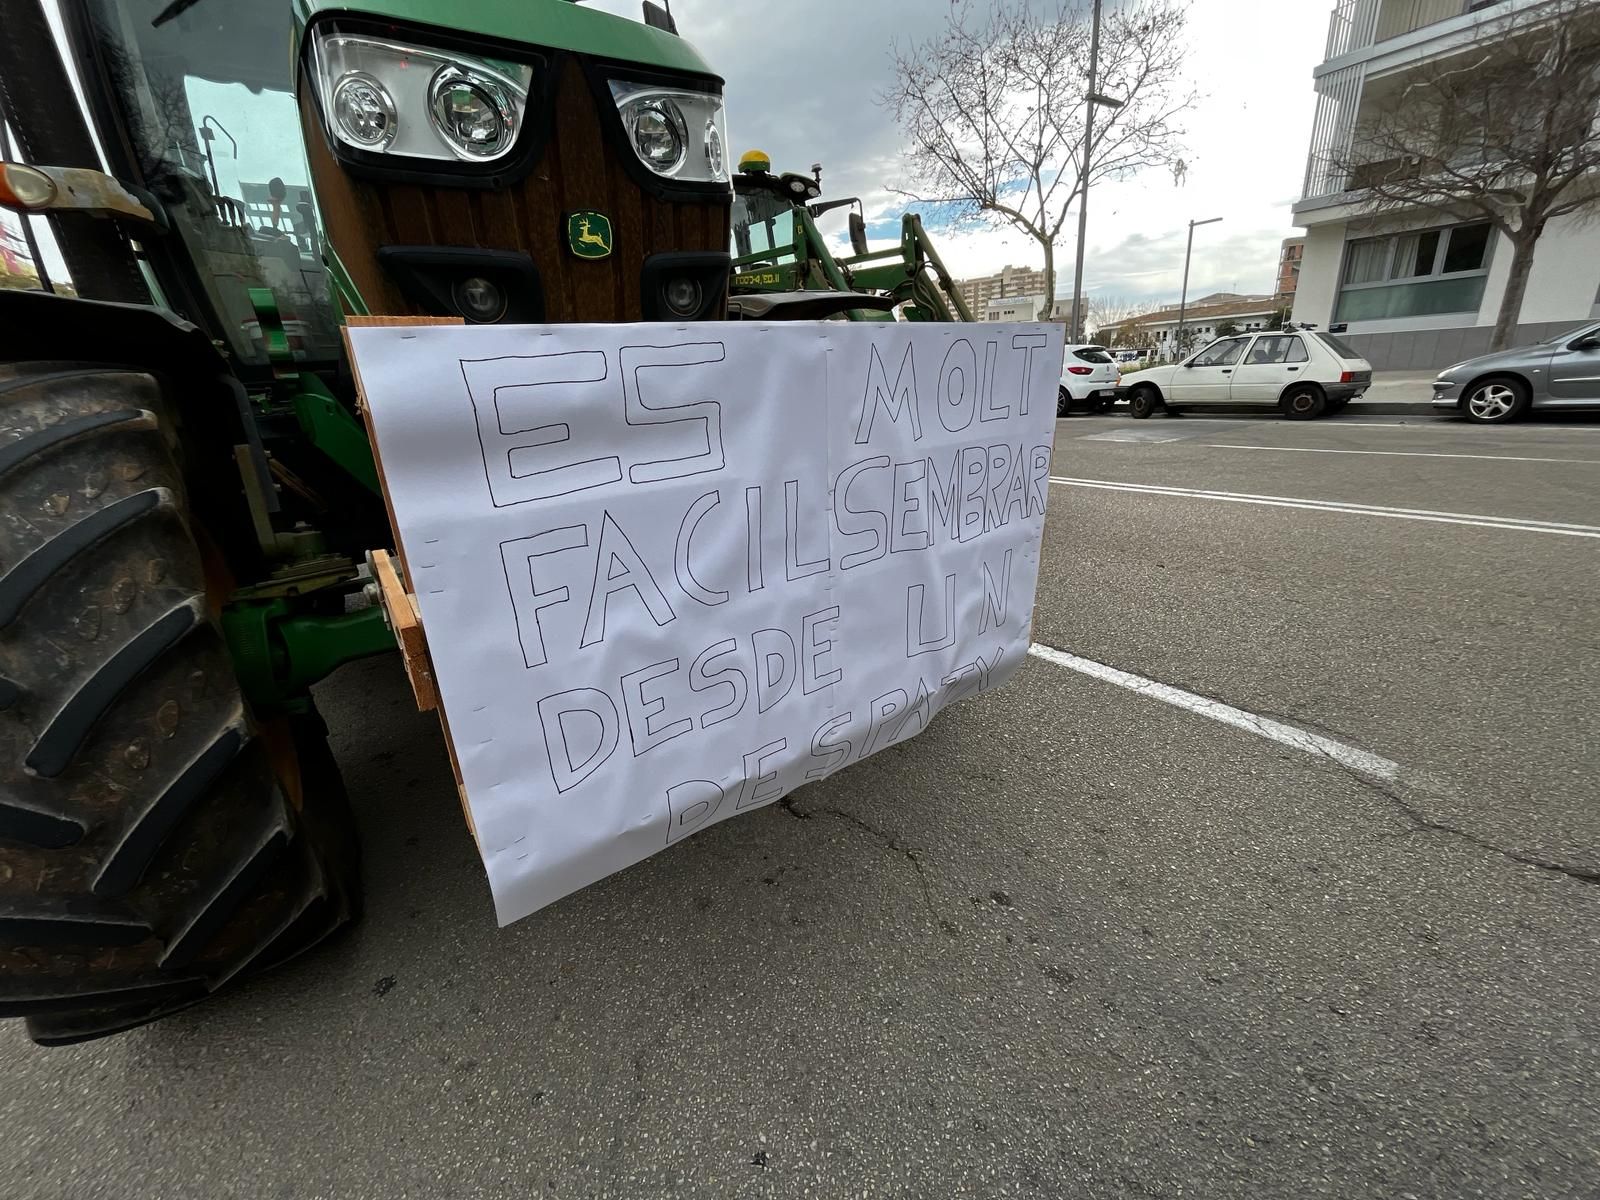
[152,0,205,29]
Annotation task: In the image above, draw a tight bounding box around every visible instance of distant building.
[954,264,1050,313]
[1185,291,1273,307]
[982,294,1048,322]
[949,264,1089,325]
[1277,237,1305,300]
[1096,296,1287,359]
[1293,0,1600,369]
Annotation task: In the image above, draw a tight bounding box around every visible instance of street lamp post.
[1174,216,1222,361]
[1067,0,1123,341]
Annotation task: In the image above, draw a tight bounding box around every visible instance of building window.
[1335,220,1494,323]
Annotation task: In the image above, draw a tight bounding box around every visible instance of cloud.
[671,0,1326,309]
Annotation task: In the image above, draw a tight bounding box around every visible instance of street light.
[1068,0,1124,342]
[1174,216,1222,361]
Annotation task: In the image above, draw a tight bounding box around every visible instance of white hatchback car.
[1122,330,1373,419]
[1058,344,1125,415]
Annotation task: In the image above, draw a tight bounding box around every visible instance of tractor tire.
[0,364,361,1046]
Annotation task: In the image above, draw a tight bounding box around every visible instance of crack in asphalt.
[1079,656,1597,889]
[1327,758,1600,887]
[781,798,942,922]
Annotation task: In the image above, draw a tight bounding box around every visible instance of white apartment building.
[956,264,1050,312]
[1292,0,1600,369]
[982,294,1048,322]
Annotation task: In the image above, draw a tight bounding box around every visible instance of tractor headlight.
[609,80,728,183]
[630,99,687,173]
[429,67,516,159]
[331,73,396,151]
[309,25,534,165]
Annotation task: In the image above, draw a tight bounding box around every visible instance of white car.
[1122,330,1373,419]
[1058,344,1125,415]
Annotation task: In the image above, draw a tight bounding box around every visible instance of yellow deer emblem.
[568,211,613,259]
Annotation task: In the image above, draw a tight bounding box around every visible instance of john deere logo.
[567,211,613,260]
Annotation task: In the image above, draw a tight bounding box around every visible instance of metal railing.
[1301,63,1366,200]
[1323,0,1494,59]
[1325,0,1381,59]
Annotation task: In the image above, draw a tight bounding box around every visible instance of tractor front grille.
[301,58,729,323]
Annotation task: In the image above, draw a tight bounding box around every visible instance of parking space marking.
[1049,477,1600,538]
[1079,429,1192,443]
[1201,443,1600,466]
[1027,643,1399,782]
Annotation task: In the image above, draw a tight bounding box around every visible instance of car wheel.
[1280,384,1326,420]
[1057,386,1072,417]
[1463,376,1530,424]
[1129,386,1159,420]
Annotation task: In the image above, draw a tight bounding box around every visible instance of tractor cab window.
[81,0,340,370]
[731,190,797,264]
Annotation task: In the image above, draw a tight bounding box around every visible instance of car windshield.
[80,0,339,369]
[1317,332,1361,359]
[1073,347,1114,364]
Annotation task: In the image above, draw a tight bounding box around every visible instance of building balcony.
[1323,0,1512,61]
[1300,0,1554,207]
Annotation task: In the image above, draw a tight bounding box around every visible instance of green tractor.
[727,150,974,323]
[0,0,737,1044]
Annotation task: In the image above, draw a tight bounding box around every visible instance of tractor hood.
[294,0,721,82]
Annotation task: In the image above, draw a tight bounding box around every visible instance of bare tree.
[1330,0,1600,351]
[883,0,1194,320]
[1087,293,1158,341]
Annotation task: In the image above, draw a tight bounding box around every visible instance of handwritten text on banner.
[351,321,1062,924]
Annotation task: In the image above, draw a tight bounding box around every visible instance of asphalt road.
[5,409,1599,1199]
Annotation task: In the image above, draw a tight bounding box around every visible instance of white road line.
[1321,421,1434,428]
[1049,476,1600,538]
[1027,643,1399,783]
[1201,443,1600,466]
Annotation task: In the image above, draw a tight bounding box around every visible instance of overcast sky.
[6,0,1332,308]
[666,0,1330,306]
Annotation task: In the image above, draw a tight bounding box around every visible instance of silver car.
[1432,322,1600,423]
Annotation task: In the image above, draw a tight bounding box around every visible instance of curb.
[1091,400,1443,419]
[1338,401,1441,417]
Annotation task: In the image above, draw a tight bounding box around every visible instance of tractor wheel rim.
[1469,385,1514,418]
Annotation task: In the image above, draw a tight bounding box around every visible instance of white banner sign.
[351,320,1061,924]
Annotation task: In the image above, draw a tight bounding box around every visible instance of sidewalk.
[1349,369,1439,416]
